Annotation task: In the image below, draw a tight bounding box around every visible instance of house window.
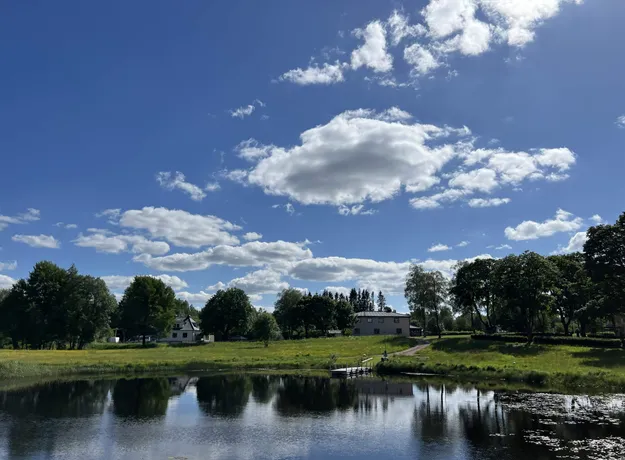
[374,328,380,335]
[354,328,360,335]
[394,318,400,323]
[367,318,373,323]
[378,318,384,323]
[396,328,403,335]
[183,332,188,338]
[172,332,178,338]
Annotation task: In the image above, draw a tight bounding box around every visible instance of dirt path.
[392,342,430,356]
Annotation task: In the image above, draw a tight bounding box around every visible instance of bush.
[471,334,623,348]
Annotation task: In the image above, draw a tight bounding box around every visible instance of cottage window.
[172,332,178,338]
[394,318,400,323]
[378,318,384,323]
[367,318,373,323]
[374,328,380,335]
[183,332,188,338]
[396,328,403,335]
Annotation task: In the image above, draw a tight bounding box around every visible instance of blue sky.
[1,0,624,311]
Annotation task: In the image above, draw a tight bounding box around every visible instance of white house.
[163,315,202,343]
[353,311,411,337]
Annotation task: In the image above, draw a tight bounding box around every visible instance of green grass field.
[0,336,412,379]
[379,336,625,392]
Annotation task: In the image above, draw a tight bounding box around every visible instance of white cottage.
[164,315,202,343]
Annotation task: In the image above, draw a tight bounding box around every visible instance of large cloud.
[287,254,492,295]
[119,207,241,248]
[134,240,313,272]
[505,209,583,241]
[240,108,469,206]
[229,109,574,211]
[73,231,170,256]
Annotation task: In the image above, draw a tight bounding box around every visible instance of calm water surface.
[0,374,624,460]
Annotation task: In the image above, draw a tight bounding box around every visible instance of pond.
[0,374,624,459]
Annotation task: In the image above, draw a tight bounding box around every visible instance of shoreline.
[2,335,625,394]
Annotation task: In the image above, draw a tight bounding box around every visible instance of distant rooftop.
[355,311,410,317]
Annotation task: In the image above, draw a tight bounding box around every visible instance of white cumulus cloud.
[119,207,241,248]
[0,208,40,231]
[552,231,587,254]
[279,62,346,85]
[468,197,511,208]
[505,209,583,241]
[351,21,393,73]
[207,269,289,296]
[134,240,313,272]
[73,232,170,256]
[428,243,451,252]
[157,171,216,201]
[0,274,16,289]
[243,232,263,241]
[12,234,60,249]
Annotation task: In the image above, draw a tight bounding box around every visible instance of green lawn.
[379,336,625,392]
[0,336,412,379]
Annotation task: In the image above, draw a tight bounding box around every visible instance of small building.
[353,311,411,337]
[163,315,202,343]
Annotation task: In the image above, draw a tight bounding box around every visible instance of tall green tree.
[250,310,280,346]
[296,295,318,338]
[200,288,253,341]
[26,261,69,348]
[492,252,558,341]
[450,259,498,333]
[173,298,199,321]
[584,214,625,335]
[63,268,117,349]
[273,288,303,339]
[548,253,595,336]
[309,294,336,335]
[377,291,387,312]
[0,280,30,348]
[118,276,177,346]
[335,300,355,332]
[405,265,448,338]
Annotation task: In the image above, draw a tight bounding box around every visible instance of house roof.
[175,315,199,331]
[355,311,410,318]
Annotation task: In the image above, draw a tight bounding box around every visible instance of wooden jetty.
[330,357,373,378]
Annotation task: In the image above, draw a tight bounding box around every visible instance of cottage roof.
[355,311,410,318]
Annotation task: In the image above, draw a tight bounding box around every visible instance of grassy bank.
[378,336,625,392]
[0,336,411,379]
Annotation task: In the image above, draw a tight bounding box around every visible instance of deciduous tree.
[118,276,177,346]
[200,288,253,341]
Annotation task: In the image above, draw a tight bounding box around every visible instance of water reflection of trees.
[274,376,358,416]
[250,375,280,404]
[0,380,112,458]
[196,375,251,417]
[112,377,171,418]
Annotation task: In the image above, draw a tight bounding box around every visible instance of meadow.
[379,336,625,392]
[0,335,410,379]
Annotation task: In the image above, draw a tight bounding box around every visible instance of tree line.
[405,212,625,341]
[3,212,624,347]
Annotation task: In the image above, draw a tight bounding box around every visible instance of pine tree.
[377,291,387,312]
